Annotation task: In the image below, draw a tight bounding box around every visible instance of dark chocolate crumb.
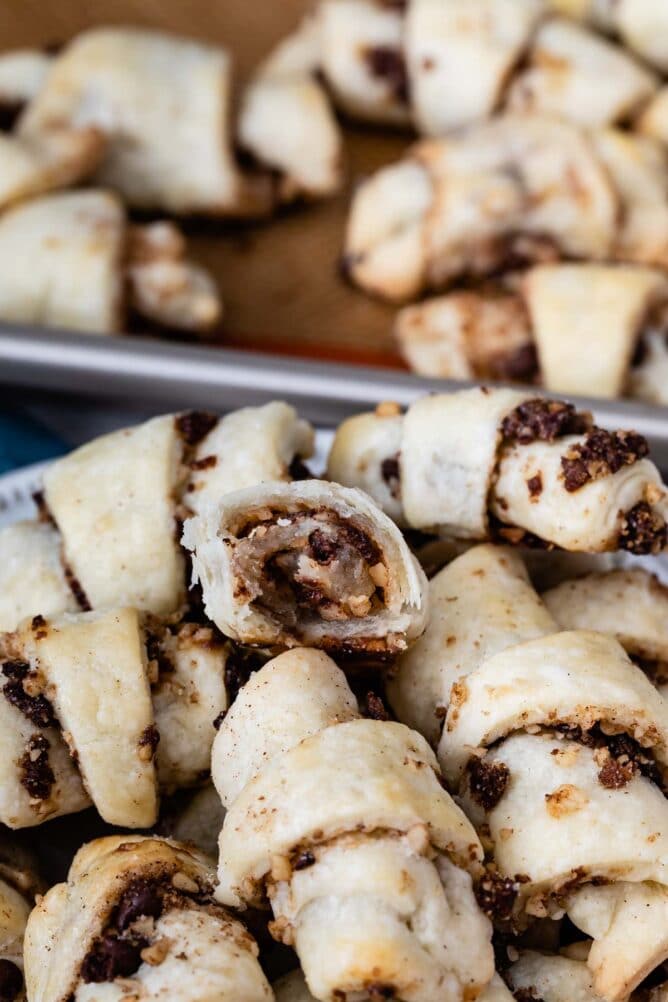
[362,691,390,721]
[138,725,160,758]
[561,429,649,492]
[363,45,409,102]
[526,474,543,499]
[620,502,667,556]
[175,411,218,447]
[337,523,380,565]
[598,755,636,790]
[19,734,55,801]
[467,757,510,811]
[308,528,339,564]
[501,399,591,445]
[476,869,529,924]
[0,960,23,1002]
[212,710,226,730]
[381,454,401,500]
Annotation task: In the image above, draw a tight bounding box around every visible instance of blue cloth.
[0,410,67,474]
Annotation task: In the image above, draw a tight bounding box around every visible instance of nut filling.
[232,509,389,638]
[79,875,211,985]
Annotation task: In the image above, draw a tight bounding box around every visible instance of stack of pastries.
[1,388,668,1000]
[6,0,668,407]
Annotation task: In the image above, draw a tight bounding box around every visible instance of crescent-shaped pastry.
[432,622,668,998]
[214,649,494,1002]
[506,18,657,126]
[0,191,221,335]
[629,322,668,407]
[344,114,617,302]
[387,544,557,746]
[19,27,272,217]
[24,835,273,1002]
[543,568,668,669]
[394,289,537,383]
[328,390,668,553]
[185,402,315,516]
[440,629,668,784]
[523,263,668,399]
[385,539,668,997]
[317,0,411,126]
[0,521,76,633]
[0,610,154,829]
[182,480,427,654]
[148,620,229,792]
[239,17,342,201]
[0,604,228,827]
[43,414,189,616]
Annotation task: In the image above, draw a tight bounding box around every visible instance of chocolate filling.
[381,454,401,500]
[363,46,409,103]
[501,400,591,445]
[620,502,667,556]
[1,661,56,729]
[0,961,23,1002]
[561,429,649,493]
[467,756,510,811]
[80,876,206,985]
[19,734,55,801]
[80,933,148,983]
[175,411,218,447]
[476,869,530,925]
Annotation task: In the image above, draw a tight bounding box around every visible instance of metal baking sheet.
[4,325,668,471]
